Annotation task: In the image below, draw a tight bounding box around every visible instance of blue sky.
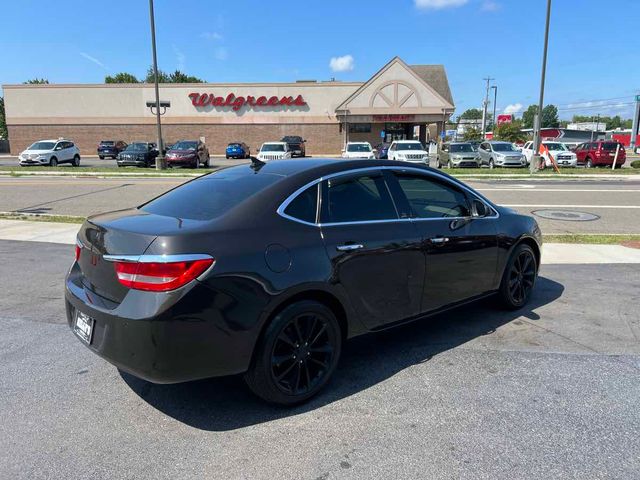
[2,0,638,120]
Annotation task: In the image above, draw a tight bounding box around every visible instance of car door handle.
[430,237,449,244]
[336,243,364,251]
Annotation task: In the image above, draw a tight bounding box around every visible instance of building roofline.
[2,81,364,89]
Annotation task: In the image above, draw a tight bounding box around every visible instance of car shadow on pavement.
[120,275,564,431]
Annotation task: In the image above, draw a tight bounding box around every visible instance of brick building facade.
[3,57,454,156]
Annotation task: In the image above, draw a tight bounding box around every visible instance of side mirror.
[341,149,346,153]
[473,199,489,217]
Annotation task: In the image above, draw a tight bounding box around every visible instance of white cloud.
[414,0,468,10]
[172,45,186,71]
[79,52,107,70]
[201,32,223,41]
[481,1,500,11]
[214,46,228,61]
[329,55,354,72]
[503,103,523,114]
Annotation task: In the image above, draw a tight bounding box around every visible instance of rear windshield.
[601,142,620,151]
[450,144,474,153]
[347,143,372,152]
[100,141,115,146]
[543,143,566,151]
[140,168,281,220]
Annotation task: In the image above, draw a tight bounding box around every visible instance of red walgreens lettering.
[189,93,307,109]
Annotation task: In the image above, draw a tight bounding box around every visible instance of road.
[1,176,639,234]
[0,238,638,479]
[0,155,246,169]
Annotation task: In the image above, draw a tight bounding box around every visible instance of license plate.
[74,310,94,344]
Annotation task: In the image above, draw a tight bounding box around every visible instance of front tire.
[489,158,495,169]
[49,157,58,167]
[99,155,104,160]
[244,300,342,405]
[585,157,593,168]
[498,244,537,310]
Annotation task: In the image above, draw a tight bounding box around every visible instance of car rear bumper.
[226,152,246,158]
[65,265,253,383]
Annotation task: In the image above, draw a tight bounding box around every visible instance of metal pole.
[491,85,498,134]
[481,77,493,138]
[630,97,640,153]
[595,114,600,140]
[149,0,166,170]
[531,0,552,173]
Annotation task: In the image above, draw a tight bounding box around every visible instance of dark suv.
[97,140,127,159]
[281,136,306,157]
[575,141,626,168]
[116,142,158,168]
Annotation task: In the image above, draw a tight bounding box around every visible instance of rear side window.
[284,184,318,224]
[601,143,619,151]
[323,174,397,223]
[394,174,470,218]
[141,169,281,220]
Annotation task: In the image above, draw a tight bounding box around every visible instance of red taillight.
[75,241,82,262]
[113,258,214,292]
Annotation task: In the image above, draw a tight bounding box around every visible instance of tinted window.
[141,169,281,220]
[100,141,115,146]
[449,144,474,153]
[601,142,619,151]
[394,174,470,218]
[172,141,198,150]
[396,142,424,151]
[262,144,285,152]
[284,184,318,224]
[125,143,149,152]
[492,143,517,152]
[347,143,372,152]
[324,174,397,223]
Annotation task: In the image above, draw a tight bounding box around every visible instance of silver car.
[477,141,526,168]
[439,142,480,168]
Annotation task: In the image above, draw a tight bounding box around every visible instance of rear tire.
[204,155,210,168]
[72,154,80,167]
[244,300,342,405]
[49,157,58,167]
[99,155,104,160]
[498,244,538,310]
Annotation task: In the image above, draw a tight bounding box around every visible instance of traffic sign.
[636,95,640,102]
[380,130,385,138]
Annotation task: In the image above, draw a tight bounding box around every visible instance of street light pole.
[531,0,552,173]
[481,76,494,138]
[491,85,498,133]
[149,0,166,170]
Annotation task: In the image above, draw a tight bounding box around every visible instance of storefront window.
[349,123,372,133]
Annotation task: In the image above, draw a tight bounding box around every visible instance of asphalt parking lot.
[1,238,639,479]
[1,175,639,234]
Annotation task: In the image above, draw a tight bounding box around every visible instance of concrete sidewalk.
[2,219,640,264]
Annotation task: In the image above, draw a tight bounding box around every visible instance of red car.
[165,140,210,168]
[575,141,626,168]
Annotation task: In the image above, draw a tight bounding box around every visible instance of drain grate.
[532,210,600,222]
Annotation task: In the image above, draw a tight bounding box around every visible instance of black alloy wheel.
[244,300,341,405]
[499,244,537,309]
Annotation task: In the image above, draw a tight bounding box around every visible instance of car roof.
[488,141,511,144]
[449,141,471,145]
[263,141,287,145]
[347,141,370,144]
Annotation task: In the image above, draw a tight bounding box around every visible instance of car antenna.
[249,156,266,172]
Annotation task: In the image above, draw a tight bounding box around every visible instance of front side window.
[172,141,198,150]
[394,174,470,219]
[284,184,318,224]
[323,174,397,223]
[125,143,148,152]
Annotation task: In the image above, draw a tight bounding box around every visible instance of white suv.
[257,142,292,162]
[19,139,81,167]
[342,142,375,159]
[521,141,577,167]
[387,140,428,163]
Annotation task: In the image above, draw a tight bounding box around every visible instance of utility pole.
[630,95,640,153]
[491,85,498,133]
[531,0,552,173]
[481,76,494,138]
[149,0,166,170]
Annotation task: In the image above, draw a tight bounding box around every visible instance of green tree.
[494,120,526,143]
[144,67,171,83]
[463,127,482,141]
[541,104,559,128]
[522,105,538,129]
[0,97,7,139]
[105,72,140,83]
[458,108,483,121]
[168,70,204,83]
[24,78,49,84]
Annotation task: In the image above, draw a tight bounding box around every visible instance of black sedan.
[66,159,541,405]
[116,142,158,168]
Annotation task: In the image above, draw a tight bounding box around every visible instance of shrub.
[631,160,640,169]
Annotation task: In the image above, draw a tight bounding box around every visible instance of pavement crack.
[14,184,132,214]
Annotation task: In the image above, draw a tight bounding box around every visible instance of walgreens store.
[3,57,454,156]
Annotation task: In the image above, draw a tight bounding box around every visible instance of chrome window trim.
[103,253,214,263]
[276,166,500,227]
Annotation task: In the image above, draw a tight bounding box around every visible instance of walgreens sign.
[188,92,307,111]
